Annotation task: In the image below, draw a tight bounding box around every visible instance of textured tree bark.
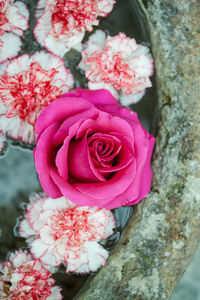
[77,0,200,299]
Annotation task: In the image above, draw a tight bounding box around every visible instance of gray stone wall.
[77,1,200,299]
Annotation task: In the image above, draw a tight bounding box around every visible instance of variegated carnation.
[19,193,115,274]
[0,51,74,144]
[0,0,29,63]
[79,30,154,106]
[0,250,62,299]
[34,0,116,57]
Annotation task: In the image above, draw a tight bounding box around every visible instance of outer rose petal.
[74,87,119,107]
[123,134,155,205]
[35,96,94,135]
[34,122,62,198]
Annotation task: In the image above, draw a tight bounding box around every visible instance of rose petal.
[53,108,98,146]
[95,133,134,173]
[127,134,155,205]
[68,135,106,182]
[74,88,119,107]
[105,135,155,209]
[49,167,103,206]
[55,136,70,180]
[34,122,62,198]
[35,96,94,135]
[74,160,136,201]
[76,111,134,140]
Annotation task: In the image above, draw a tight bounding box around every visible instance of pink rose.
[34,88,155,209]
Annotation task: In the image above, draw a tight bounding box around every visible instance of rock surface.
[77,0,200,299]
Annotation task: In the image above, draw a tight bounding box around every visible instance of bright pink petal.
[55,136,70,180]
[105,135,155,209]
[126,134,155,205]
[53,108,98,146]
[34,122,62,198]
[75,88,119,106]
[35,96,94,135]
[49,167,102,206]
[74,160,136,201]
[68,134,106,183]
[76,112,134,140]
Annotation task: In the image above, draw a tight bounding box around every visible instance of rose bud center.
[68,131,134,184]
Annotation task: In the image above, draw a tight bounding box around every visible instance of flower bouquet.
[0,0,156,298]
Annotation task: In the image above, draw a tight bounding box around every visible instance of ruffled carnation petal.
[34,0,115,57]
[0,0,29,63]
[66,241,108,273]
[0,33,22,64]
[18,219,36,238]
[31,238,63,267]
[18,193,115,273]
[6,1,29,35]
[0,52,74,144]
[0,250,62,299]
[79,30,154,105]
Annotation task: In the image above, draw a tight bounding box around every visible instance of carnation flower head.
[19,193,115,273]
[0,51,74,144]
[79,30,154,105]
[0,0,29,63]
[0,250,62,299]
[34,0,116,57]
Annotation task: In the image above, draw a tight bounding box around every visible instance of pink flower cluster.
[0,0,156,287]
[0,51,74,144]
[34,0,116,57]
[79,30,154,105]
[19,193,115,274]
[0,250,62,299]
[0,0,29,63]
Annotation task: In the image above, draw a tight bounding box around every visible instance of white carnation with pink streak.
[34,0,116,57]
[0,51,74,144]
[79,30,154,106]
[0,0,29,63]
[19,193,115,274]
[0,250,62,299]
